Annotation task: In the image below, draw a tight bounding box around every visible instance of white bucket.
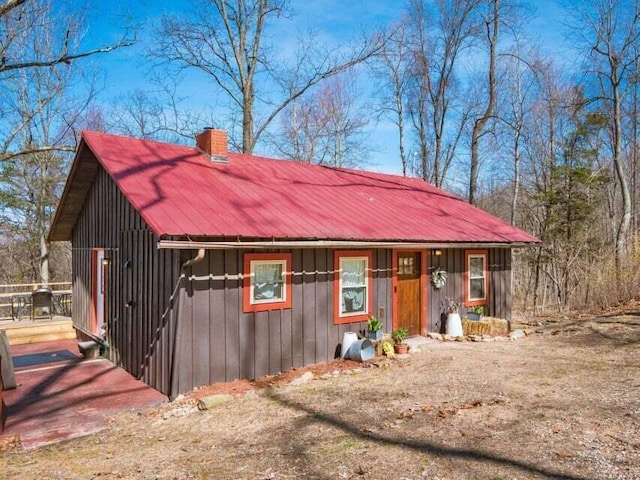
[340,332,358,358]
[446,313,464,337]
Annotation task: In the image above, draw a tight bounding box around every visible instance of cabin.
[48,129,539,398]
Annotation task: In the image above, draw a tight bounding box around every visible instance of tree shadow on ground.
[264,389,589,480]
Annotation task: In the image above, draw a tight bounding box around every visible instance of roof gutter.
[158,239,538,250]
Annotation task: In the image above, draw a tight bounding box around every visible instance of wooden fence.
[0,282,72,322]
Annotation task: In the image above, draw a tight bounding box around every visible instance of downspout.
[169,248,206,399]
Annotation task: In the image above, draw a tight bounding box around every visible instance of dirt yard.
[1,313,639,480]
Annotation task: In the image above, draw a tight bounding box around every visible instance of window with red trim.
[334,251,372,324]
[243,253,292,313]
[465,250,488,307]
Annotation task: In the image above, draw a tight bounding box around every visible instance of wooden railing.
[0,282,72,322]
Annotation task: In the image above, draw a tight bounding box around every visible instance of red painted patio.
[1,339,167,449]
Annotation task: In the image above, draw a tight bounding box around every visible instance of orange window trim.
[243,253,292,313]
[464,249,489,307]
[333,250,373,325]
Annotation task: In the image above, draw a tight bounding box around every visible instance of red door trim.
[392,249,428,336]
[90,248,104,333]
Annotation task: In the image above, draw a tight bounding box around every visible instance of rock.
[289,371,314,386]
[442,334,454,342]
[409,347,421,354]
[455,336,465,342]
[197,394,233,411]
[510,329,526,341]
[469,335,482,342]
[427,332,443,341]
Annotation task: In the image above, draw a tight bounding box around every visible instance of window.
[465,250,488,307]
[334,251,372,324]
[243,253,292,313]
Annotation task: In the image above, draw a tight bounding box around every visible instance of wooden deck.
[1,338,167,448]
[0,317,76,346]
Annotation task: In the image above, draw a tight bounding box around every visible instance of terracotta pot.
[394,343,409,354]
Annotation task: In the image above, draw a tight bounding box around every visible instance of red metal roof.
[78,130,538,243]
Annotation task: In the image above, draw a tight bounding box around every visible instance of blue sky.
[67,0,574,176]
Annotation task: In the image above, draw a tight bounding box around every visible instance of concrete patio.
[1,338,167,449]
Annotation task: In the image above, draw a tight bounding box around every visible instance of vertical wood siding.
[71,166,181,395]
[173,249,393,393]
[428,248,512,332]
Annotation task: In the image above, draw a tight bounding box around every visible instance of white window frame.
[467,253,487,302]
[338,255,370,318]
[249,259,287,305]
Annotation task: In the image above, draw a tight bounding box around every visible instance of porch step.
[0,319,76,346]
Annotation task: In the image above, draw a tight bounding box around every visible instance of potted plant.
[391,327,409,354]
[366,316,383,340]
[467,305,484,321]
[445,299,463,337]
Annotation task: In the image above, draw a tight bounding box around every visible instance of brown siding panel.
[224,251,240,381]
[71,165,181,396]
[209,250,226,383]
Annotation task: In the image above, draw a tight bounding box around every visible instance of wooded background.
[2,0,639,314]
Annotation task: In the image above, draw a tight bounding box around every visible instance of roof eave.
[157,239,540,250]
[48,137,97,242]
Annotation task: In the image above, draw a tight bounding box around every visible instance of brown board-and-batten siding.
[172,248,393,394]
[428,248,512,333]
[71,165,181,396]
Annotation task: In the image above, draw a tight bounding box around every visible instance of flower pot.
[446,313,463,337]
[394,343,409,354]
[367,329,383,340]
[467,312,483,321]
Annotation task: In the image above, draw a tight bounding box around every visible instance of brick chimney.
[196,128,228,161]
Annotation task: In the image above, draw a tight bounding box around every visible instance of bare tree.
[278,74,371,168]
[469,0,499,205]
[373,20,412,176]
[574,0,640,274]
[152,0,383,154]
[0,0,131,283]
[106,76,204,144]
[0,0,133,162]
[406,0,479,187]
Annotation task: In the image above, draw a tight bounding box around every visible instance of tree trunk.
[612,75,632,277]
[510,130,521,225]
[469,0,499,205]
[39,232,49,285]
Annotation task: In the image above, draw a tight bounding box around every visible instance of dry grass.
[1,315,639,479]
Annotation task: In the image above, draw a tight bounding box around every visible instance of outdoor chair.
[31,288,53,321]
[10,295,31,321]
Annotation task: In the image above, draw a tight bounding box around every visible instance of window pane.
[342,286,366,314]
[253,262,284,302]
[469,256,485,278]
[341,258,365,287]
[470,278,485,300]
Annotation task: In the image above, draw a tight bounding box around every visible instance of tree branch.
[0,39,134,72]
[0,145,75,163]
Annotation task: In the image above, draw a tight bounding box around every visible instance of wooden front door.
[397,251,422,336]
